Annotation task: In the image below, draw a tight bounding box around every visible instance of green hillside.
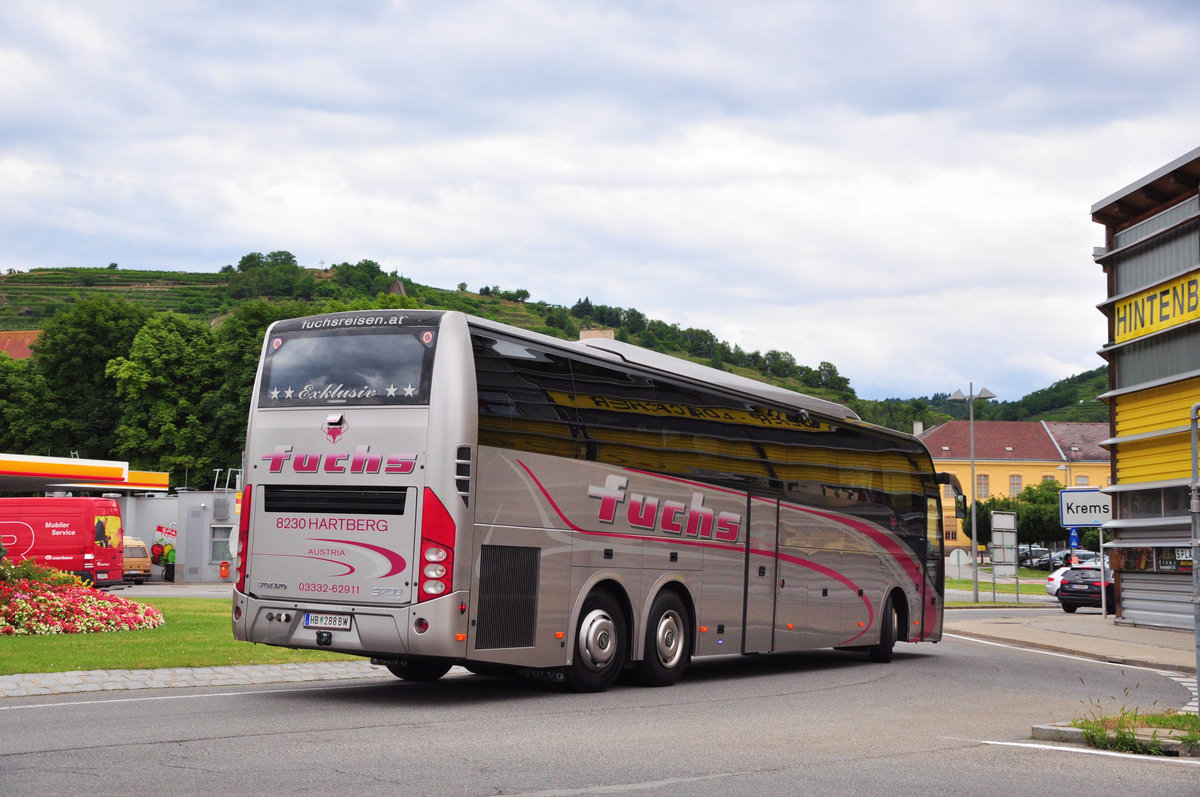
[0,267,229,326]
[0,260,1109,431]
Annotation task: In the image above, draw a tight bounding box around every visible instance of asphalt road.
[2,633,1197,796]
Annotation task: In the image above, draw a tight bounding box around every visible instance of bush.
[0,558,85,587]
[0,559,164,635]
[0,579,165,635]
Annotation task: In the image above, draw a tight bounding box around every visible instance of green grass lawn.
[944,581,1048,596]
[0,598,357,676]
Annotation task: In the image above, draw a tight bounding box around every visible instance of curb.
[0,660,385,699]
[1032,723,1200,757]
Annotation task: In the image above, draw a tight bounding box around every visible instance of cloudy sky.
[3,1,1199,401]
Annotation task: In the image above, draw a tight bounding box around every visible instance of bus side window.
[472,334,579,458]
[570,360,661,470]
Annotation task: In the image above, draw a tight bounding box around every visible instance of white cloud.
[2,0,1199,398]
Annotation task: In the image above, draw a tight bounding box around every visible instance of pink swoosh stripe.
[310,538,407,578]
[517,459,875,645]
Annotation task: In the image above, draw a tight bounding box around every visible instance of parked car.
[122,536,152,584]
[1033,549,1099,570]
[1057,566,1115,613]
[1019,545,1049,567]
[1031,551,1064,570]
[1046,563,1098,597]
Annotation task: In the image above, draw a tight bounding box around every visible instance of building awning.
[1101,516,1190,530]
[0,453,168,493]
[1103,538,1191,548]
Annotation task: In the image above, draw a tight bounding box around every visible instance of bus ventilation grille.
[476,544,539,650]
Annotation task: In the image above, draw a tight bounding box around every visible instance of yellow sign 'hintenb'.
[1112,270,1200,343]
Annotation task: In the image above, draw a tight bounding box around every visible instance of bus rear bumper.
[231,590,470,659]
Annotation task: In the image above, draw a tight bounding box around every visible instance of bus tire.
[385,659,452,682]
[564,589,626,693]
[633,591,690,687]
[868,594,897,663]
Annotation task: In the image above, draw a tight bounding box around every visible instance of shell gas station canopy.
[0,452,169,494]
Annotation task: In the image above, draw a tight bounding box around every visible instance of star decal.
[403,384,416,397]
[269,388,280,400]
[386,384,398,397]
[284,387,294,399]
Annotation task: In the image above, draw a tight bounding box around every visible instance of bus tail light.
[419,488,455,602]
[235,484,252,593]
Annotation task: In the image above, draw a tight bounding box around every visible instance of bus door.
[775,501,823,651]
[921,493,946,641]
[743,496,778,654]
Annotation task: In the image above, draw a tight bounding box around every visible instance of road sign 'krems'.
[1059,487,1112,528]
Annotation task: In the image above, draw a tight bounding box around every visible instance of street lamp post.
[950,383,996,603]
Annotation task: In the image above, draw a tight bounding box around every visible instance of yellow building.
[919,420,1110,548]
[1092,148,1200,631]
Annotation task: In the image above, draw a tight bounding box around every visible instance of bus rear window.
[257,328,436,407]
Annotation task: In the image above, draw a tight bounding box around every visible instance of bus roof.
[465,314,862,425]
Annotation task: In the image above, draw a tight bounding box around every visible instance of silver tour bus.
[232,309,946,692]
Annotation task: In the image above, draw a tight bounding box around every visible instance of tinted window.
[258,328,436,408]
[473,334,579,457]
[570,360,663,470]
[467,329,937,554]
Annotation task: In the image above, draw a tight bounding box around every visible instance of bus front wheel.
[633,591,690,687]
[564,589,626,693]
[385,658,452,682]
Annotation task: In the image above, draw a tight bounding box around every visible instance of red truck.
[0,497,125,587]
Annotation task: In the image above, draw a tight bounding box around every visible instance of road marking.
[1165,672,1199,714]
[945,737,1200,767]
[507,772,748,795]
[945,632,1178,674]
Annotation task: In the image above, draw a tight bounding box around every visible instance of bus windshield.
[257,328,437,408]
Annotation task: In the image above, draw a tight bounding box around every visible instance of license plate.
[1069,584,1089,590]
[304,612,352,630]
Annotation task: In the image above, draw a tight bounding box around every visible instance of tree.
[763,350,796,378]
[571,297,594,318]
[961,479,1069,550]
[107,313,217,483]
[623,308,647,335]
[198,300,316,475]
[330,259,391,297]
[680,328,717,358]
[545,306,571,331]
[0,354,49,454]
[227,251,315,299]
[499,288,530,302]
[29,295,151,458]
[815,361,854,399]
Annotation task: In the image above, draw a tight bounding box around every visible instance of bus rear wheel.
[385,658,452,682]
[868,594,898,663]
[633,591,690,687]
[564,589,626,693]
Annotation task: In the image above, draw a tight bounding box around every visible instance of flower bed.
[0,578,165,636]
